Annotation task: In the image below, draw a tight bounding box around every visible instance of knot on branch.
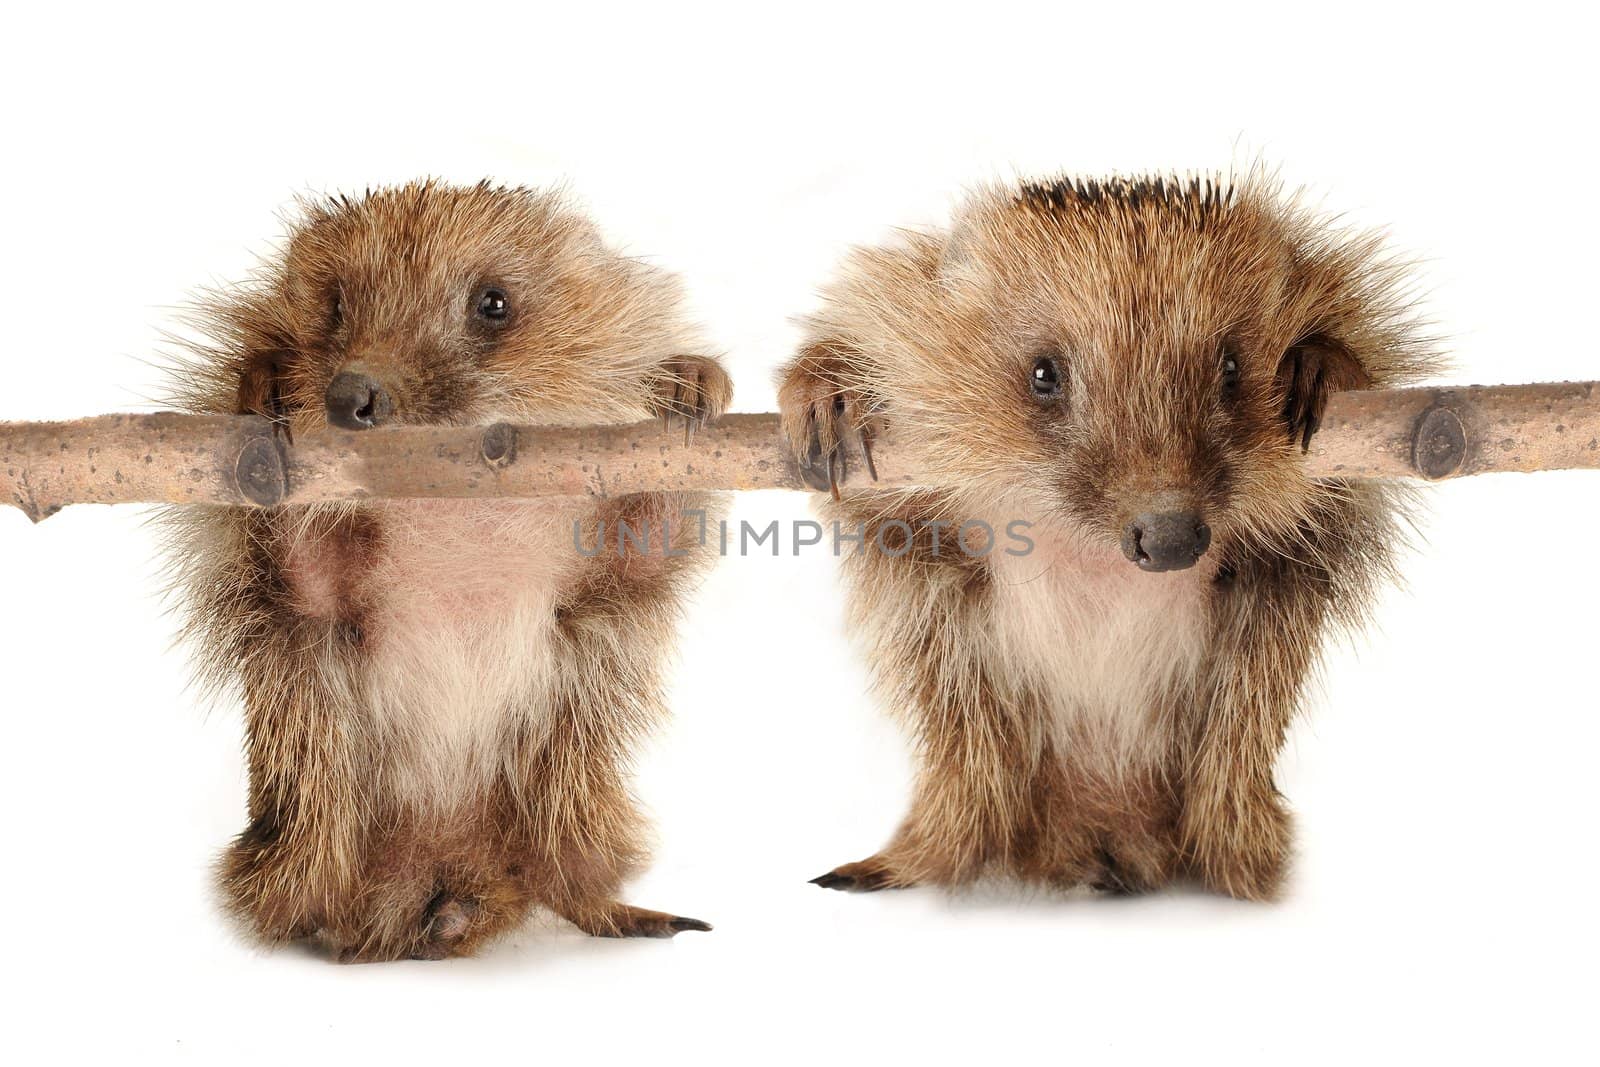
[234,433,288,507]
[1411,404,1467,480]
[481,423,519,469]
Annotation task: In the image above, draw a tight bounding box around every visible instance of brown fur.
[164,180,730,960]
[780,173,1437,901]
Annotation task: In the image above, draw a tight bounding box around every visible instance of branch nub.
[234,433,288,507]
[1412,404,1467,480]
[481,423,519,469]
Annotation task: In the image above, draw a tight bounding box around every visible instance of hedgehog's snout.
[1121,510,1211,572]
[326,370,394,430]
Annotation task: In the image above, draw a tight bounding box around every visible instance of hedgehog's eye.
[1220,350,1242,400]
[1030,353,1063,401]
[329,289,343,330]
[475,287,511,324]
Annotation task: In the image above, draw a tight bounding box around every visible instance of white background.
[2,3,1597,1062]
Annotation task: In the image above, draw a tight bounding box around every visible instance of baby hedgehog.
[779,174,1434,901]
[167,180,730,960]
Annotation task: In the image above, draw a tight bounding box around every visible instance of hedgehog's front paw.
[777,345,880,496]
[651,355,732,437]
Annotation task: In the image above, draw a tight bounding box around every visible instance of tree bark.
[2,382,1596,522]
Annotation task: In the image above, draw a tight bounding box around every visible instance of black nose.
[325,372,394,430]
[1121,511,1212,572]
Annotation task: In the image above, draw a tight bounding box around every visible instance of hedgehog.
[778,173,1435,900]
[164,180,731,960]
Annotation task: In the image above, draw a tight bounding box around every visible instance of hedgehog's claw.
[798,413,835,493]
[809,856,903,893]
[858,423,878,482]
[653,356,730,439]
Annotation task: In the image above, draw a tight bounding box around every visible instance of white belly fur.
[358,500,590,807]
[983,509,1214,768]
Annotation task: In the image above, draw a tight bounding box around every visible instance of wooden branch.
[2,382,1596,521]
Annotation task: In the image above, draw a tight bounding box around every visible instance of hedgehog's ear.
[938,226,975,277]
[1276,334,1372,452]
[937,204,988,280]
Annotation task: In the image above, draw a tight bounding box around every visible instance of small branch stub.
[1299,381,1598,481]
[481,423,519,469]
[233,433,289,507]
[1412,405,1468,480]
[2,381,1596,518]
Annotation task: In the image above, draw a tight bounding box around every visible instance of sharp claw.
[668,917,713,933]
[267,380,293,446]
[810,872,849,890]
[859,428,877,482]
[798,419,832,492]
[1303,368,1326,452]
[672,376,686,413]
[828,449,842,501]
[798,465,832,493]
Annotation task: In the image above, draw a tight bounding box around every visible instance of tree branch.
[2,382,1596,522]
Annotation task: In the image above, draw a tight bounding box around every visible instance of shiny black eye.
[1220,351,1241,398]
[476,287,510,323]
[329,289,343,329]
[1030,354,1062,400]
